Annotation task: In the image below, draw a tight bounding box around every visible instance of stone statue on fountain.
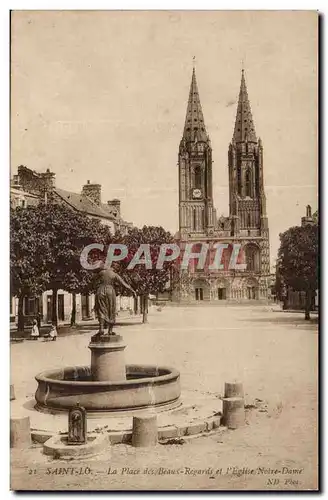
[91,264,136,342]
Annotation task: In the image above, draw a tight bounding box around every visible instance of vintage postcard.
[10,10,318,491]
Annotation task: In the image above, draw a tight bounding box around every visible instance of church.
[176,68,271,302]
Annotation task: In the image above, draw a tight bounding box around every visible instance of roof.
[54,188,118,221]
[10,187,40,206]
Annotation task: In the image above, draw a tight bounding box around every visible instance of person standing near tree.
[30,320,39,340]
[49,323,57,341]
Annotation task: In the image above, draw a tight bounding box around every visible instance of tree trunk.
[17,295,24,334]
[52,288,58,326]
[305,289,311,320]
[142,295,148,324]
[133,295,138,315]
[70,293,76,327]
[140,295,144,314]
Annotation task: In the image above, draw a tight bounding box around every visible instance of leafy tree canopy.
[113,225,175,296]
[277,223,318,293]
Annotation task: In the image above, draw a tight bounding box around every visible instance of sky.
[11,11,318,267]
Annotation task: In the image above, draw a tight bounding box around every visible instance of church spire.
[233,69,257,143]
[182,67,208,143]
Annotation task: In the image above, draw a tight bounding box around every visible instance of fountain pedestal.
[89,334,126,382]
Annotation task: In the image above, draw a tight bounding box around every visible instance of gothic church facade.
[176,68,271,302]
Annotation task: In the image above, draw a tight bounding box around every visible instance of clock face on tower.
[192,188,202,199]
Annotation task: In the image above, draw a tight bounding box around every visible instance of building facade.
[10,165,133,325]
[176,69,271,302]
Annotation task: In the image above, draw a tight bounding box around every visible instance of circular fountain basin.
[35,364,180,415]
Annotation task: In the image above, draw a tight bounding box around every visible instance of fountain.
[35,267,181,416]
[26,267,221,448]
[35,334,181,414]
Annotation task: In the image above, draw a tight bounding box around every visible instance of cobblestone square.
[10,305,318,490]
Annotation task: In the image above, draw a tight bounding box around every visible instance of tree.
[277,223,318,320]
[11,202,112,329]
[10,206,52,332]
[312,210,318,224]
[114,226,176,323]
[38,202,112,326]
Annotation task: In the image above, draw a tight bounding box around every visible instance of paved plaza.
[10,305,318,490]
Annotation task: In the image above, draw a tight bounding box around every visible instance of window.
[195,166,202,189]
[255,161,260,196]
[193,208,197,231]
[245,170,251,197]
[237,166,242,195]
[230,219,235,237]
[24,297,38,316]
[245,245,260,272]
[58,294,65,322]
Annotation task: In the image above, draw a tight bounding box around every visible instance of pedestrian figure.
[30,320,39,340]
[44,323,57,341]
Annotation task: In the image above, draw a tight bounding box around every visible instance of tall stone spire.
[233,69,257,143]
[182,68,208,143]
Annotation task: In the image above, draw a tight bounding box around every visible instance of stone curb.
[32,415,222,445]
[43,433,109,460]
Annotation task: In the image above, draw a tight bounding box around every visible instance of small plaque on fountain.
[68,403,87,445]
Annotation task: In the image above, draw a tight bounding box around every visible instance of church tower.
[178,68,215,237]
[228,69,268,237]
[175,67,271,303]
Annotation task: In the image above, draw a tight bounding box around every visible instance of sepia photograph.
[9,10,318,491]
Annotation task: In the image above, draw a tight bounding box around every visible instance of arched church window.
[193,208,197,231]
[245,170,252,197]
[237,166,242,196]
[247,213,251,227]
[195,166,202,189]
[245,244,260,272]
[201,209,205,229]
[230,219,235,237]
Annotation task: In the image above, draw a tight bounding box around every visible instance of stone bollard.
[224,381,244,398]
[222,381,245,430]
[10,384,15,401]
[10,416,31,448]
[132,415,158,447]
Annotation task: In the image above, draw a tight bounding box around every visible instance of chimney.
[306,205,312,218]
[17,165,56,195]
[82,180,101,205]
[107,199,121,217]
[301,205,314,227]
[40,168,56,191]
